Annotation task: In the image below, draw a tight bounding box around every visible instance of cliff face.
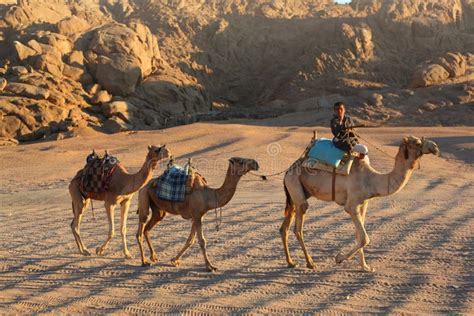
[0,0,473,144]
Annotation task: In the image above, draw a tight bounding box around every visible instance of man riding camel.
[330,101,368,159]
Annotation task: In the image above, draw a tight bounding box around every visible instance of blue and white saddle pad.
[156,165,189,202]
[308,138,346,168]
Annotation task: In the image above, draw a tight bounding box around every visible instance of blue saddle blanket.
[308,138,346,168]
[156,165,189,202]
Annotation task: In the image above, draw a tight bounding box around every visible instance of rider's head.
[334,102,346,120]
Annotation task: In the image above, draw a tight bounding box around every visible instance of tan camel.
[69,145,171,258]
[280,136,440,272]
[136,157,259,271]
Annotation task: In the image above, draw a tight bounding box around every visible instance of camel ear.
[403,137,409,144]
[148,145,152,151]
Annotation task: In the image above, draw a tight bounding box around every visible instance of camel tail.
[284,181,295,217]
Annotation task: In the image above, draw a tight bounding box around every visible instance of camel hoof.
[206,265,218,272]
[170,259,180,267]
[96,247,105,256]
[150,254,158,262]
[124,253,133,259]
[306,262,316,270]
[362,265,375,272]
[141,261,151,267]
[287,262,297,268]
[82,249,91,256]
[335,253,344,264]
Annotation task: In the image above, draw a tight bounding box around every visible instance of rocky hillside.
[0,0,473,145]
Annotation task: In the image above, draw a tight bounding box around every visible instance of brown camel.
[136,157,259,271]
[280,136,440,271]
[69,145,171,258]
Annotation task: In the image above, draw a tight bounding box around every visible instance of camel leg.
[69,183,91,256]
[119,199,132,259]
[335,204,370,265]
[144,206,165,263]
[357,201,374,272]
[136,187,152,266]
[195,219,217,272]
[96,202,115,255]
[280,211,296,267]
[171,223,197,267]
[293,202,315,269]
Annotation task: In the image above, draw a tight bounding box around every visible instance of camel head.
[147,145,171,169]
[400,136,440,163]
[228,157,259,176]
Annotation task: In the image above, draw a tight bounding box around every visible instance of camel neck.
[121,157,155,195]
[207,165,242,210]
[373,148,415,197]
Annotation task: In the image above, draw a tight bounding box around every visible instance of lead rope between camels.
[248,131,318,181]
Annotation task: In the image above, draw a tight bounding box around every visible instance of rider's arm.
[330,117,342,137]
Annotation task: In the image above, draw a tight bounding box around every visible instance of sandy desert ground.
[0,112,473,313]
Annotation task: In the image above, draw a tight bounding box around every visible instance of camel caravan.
[69,131,439,272]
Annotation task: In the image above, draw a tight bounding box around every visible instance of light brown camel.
[136,157,259,271]
[280,136,440,272]
[69,145,171,258]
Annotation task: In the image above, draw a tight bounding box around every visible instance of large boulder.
[411,64,450,88]
[56,16,90,36]
[62,64,85,81]
[134,75,210,115]
[29,50,64,78]
[435,52,467,78]
[94,54,142,95]
[87,22,161,95]
[67,50,85,67]
[103,117,130,134]
[13,41,37,61]
[3,5,31,28]
[101,100,136,122]
[26,39,44,54]
[38,33,73,55]
[91,89,112,105]
[4,83,50,100]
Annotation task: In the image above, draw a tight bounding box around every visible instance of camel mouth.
[246,160,259,171]
[421,140,440,156]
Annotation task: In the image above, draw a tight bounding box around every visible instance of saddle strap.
[332,167,336,201]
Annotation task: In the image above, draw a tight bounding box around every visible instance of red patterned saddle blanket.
[79,152,120,198]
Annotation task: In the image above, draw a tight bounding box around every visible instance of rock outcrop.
[0,0,472,144]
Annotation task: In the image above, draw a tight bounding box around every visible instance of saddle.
[153,158,207,202]
[302,137,356,176]
[78,150,121,199]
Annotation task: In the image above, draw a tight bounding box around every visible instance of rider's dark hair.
[334,101,345,110]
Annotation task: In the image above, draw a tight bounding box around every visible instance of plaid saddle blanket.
[156,165,190,202]
[80,153,120,195]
